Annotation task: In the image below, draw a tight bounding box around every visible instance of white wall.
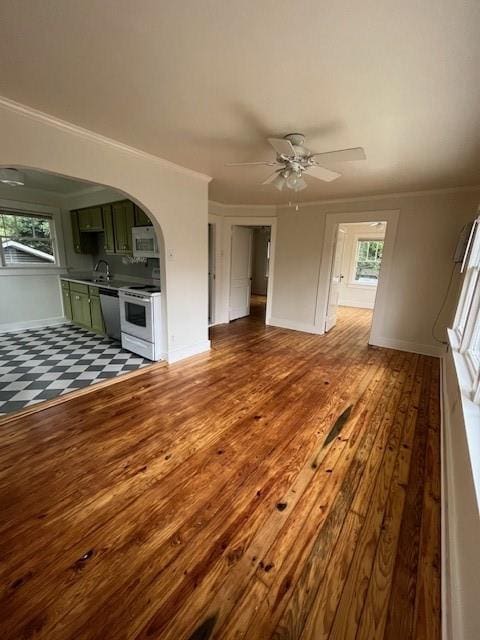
[337,222,384,310]
[210,188,480,355]
[0,185,82,331]
[0,98,211,362]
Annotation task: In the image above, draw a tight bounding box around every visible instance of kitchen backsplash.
[94,247,160,278]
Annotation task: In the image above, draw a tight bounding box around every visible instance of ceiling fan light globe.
[273,174,285,191]
[293,177,307,192]
[286,171,301,189]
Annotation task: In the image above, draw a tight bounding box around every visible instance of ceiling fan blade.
[262,171,281,185]
[267,137,295,157]
[307,165,342,182]
[225,161,277,167]
[310,147,366,163]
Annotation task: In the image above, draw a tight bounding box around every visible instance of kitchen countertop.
[60,275,153,291]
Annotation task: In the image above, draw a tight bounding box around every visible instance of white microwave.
[132,226,159,258]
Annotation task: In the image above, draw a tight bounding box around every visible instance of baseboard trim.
[369,334,447,357]
[0,316,67,334]
[167,339,211,364]
[339,301,375,310]
[268,317,324,335]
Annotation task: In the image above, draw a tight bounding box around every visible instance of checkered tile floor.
[0,324,152,416]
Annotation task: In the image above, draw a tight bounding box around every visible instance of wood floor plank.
[0,306,441,640]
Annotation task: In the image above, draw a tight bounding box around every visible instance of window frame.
[452,215,480,402]
[348,233,385,288]
[0,201,63,272]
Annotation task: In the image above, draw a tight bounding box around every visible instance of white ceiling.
[0,1,479,204]
[11,169,94,195]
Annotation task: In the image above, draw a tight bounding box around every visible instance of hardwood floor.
[0,306,441,639]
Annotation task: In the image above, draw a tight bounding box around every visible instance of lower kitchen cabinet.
[89,293,105,333]
[62,280,105,333]
[71,290,92,328]
[61,287,72,321]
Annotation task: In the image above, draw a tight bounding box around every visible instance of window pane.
[0,212,55,265]
[355,240,384,283]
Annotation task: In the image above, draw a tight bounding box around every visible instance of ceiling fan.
[226,133,366,192]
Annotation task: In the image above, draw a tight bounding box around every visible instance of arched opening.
[0,165,168,417]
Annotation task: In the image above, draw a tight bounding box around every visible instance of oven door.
[119,292,154,342]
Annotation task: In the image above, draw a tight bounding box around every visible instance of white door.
[230,226,253,320]
[208,223,215,324]
[325,227,346,331]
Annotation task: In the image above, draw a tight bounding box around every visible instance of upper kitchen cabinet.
[78,206,103,232]
[134,205,151,227]
[70,211,97,254]
[101,204,115,254]
[112,200,135,254]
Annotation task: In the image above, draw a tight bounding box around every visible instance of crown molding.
[210,183,480,212]
[209,199,276,211]
[0,96,212,184]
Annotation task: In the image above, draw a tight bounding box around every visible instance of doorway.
[230,225,271,322]
[325,221,386,332]
[316,209,399,346]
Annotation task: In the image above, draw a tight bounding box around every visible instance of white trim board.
[268,317,323,334]
[0,316,67,334]
[315,209,400,343]
[339,301,375,310]
[208,184,480,211]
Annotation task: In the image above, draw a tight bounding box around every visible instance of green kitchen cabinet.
[70,211,96,254]
[134,205,151,227]
[78,206,103,232]
[89,291,105,333]
[61,284,72,320]
[101,205,115,253]
[112,200,135,254]
[70,290,92,328]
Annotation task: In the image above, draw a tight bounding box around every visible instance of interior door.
[325,227,346,331]
[208,223,215,324]
[230,226,253,320]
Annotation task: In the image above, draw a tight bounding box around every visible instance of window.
[0,211,56,266]
[353,239,384,284]
[453,216,480,402]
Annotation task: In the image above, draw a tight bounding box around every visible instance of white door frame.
[219,216,277,325]
[314,209,399,344]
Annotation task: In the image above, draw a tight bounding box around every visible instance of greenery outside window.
[354,239,384,284]
[0,211,57,266]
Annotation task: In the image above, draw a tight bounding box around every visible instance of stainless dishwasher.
[99,288,121,341]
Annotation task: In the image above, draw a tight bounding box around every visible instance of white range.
[118,284,162,361]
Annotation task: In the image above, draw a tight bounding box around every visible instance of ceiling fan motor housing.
[284,133,305,146]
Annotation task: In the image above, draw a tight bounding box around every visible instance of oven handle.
[119,292,150,303]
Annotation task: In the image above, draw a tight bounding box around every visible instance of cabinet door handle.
[75,295,80,300]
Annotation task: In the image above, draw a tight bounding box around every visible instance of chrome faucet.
[94,259,111,282]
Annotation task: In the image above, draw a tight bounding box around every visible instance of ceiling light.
[286,171,301,189]
[292,177,307,192]
[273,174,285,191]
[0,168,24,186]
